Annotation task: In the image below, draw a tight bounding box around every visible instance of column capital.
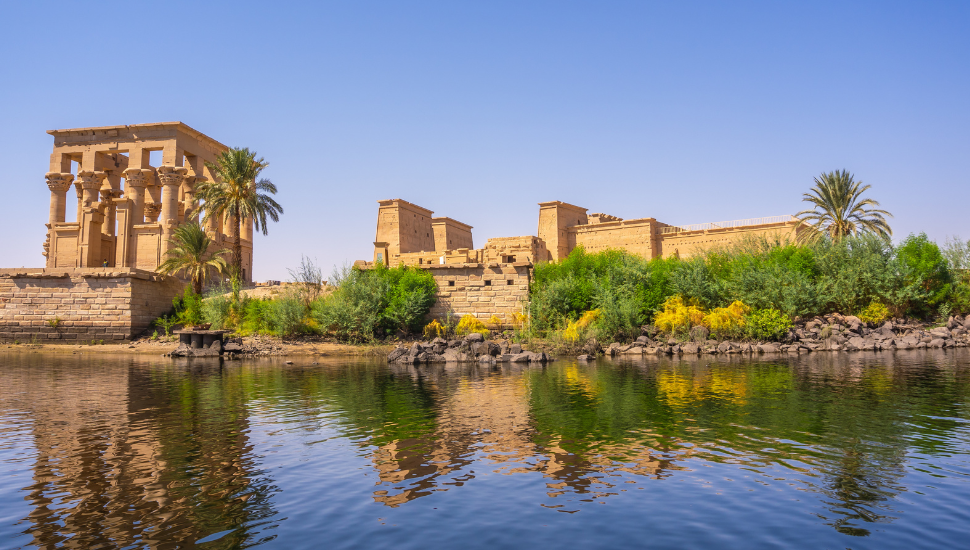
[45,172,74,193]
[144,203,162,223]
[157,165,187,186]
[76,170,107,191]
[101,188,124,202]
[123,167,154,188]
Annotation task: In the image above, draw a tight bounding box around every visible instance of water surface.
[1,350,969,549]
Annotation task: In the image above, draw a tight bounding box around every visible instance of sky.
[1,1,967,281]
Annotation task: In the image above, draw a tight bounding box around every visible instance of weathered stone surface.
[758,343,780,353]
[681,343,700,354]
[510,352,532,363]
[577,354,591,361]
[690,326,709,342]
[464,333,485,343]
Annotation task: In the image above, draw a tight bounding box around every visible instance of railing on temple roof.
[660,215,798,234]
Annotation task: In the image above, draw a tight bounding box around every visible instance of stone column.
[123,168,152,224]
[74,184,83,222]
[157,166,187,225]
[100,188,123,236]
[242,216,253,241]
[144,203,162,223]
[45,172,74,225]
[76,171,106,206]
[181,175,203,224]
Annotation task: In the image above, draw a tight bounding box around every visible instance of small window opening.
[507,279,514,285]
[485,280,492,286]
[448,280,455,287]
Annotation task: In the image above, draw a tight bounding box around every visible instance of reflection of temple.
[0,357,273,548]
[369,364,688,507]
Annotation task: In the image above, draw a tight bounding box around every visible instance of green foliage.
[173,288,204,326]
[154,315,179,336]
[895,233,952,315]
[745,308,793,341]
[202,289,233,330]
[312,263,438,342]
[268,292,306,337]
[155,223,228,294]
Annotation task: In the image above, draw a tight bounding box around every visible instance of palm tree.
[194,147,283,283]
[157,223,230,295]
[795,169,893,242]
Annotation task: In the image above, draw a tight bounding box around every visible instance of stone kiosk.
[1,122,257,342]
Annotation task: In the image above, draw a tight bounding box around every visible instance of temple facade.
[366,198,805,268]
[42,122,254,282]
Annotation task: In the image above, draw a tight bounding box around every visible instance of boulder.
[758,343,780,353]
[432,337,447,346]
[681,342,700,355]
[690,326,710,342]
[635,336,650,345]
[224,342,243,353]
[510,352,532,363]
[717,341,735,353]
[478,355,496,365]
[487,341,502,356]
[510,344,523,355]
[963,317,970,331]
[448,339,462,348]
[464,333,485,343]
[583,338,603,356]
[387,347,408,362]
[947,316,958,330]
[577,354,591,362]
[930,338,945,348]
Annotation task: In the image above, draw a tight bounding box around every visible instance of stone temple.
[358,198,806,325]
[42,122,254,282]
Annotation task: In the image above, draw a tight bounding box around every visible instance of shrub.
[745,308,792,341]
[857,301,890,325]
[173,288,204,326]
[423,319,445,340]
[268,292,306,337]
[202,291,233,330]
[455,314,489,338]
[562,309,600,342]
[312,263,437,342]
[895,233,952,315]
[654,296,705,336]
[702,301,750,339]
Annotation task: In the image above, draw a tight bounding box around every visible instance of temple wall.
[658,222,802,259]
[0,268,183,342]
[569,218,664,258]
[426,264,531,325]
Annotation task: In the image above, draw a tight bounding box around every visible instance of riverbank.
[1,335,392,357]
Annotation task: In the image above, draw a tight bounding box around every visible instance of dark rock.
[930,338,945,348]
[577,354,591,361]
[758,343,780,353]
[689,326,709,342]
[386,347,408,362]
[471,342,487,356]
[510,343,522,354]
[487,341,502,356]
[635,336,650,345]
[717,341,735,353]
[448,339,461,348]
[464,333,485,343]
[681,342,700,354]
[478,355,496,365]
[224,342,243,352]
[432,337,447,346]
[583,338,603,356]
[947,316,958,330]
[510,352,532,363]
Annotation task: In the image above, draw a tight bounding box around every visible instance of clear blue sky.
[2,1,967,281]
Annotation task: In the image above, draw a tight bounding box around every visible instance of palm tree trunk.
[193,275,203,296]
[231,213,242,283]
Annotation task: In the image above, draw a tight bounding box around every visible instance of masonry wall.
[658,222,802,258]
[0,268,183,342]
[427,264,531,325]
[569,218,663,258]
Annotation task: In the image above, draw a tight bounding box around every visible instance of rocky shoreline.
[387,333,552,364]
[600,313,970,360]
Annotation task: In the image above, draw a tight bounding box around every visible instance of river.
[1,349,969,549]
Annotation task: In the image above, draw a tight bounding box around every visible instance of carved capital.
[101,188,124,202]
[123,168,154,188]
[157,165,187,187]
[45,172,74,193]
[144,203,162,222]
[76,170,107,191]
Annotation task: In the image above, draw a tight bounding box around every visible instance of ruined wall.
[0,268,183,342]
[537,201,588,261]
[427,264,531,325]
[658,221,803,259]
[432,217,473,251]
[569,218,665,258]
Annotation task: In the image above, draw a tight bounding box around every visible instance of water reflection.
[1,349,969,548]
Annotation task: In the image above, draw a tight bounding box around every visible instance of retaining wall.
[0,268,183,342]
[426,263,531,325]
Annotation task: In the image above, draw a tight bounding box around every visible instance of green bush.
[745,308,793,341]
[202,290,233,329]
[312,263,437,342]
[173,288,204,326]
[268,292,306,337]
[895,233,952,315]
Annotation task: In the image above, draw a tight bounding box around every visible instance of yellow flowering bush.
[423,319,445,339]
[654,296,705,335]
[858,301,890,324]
[702,301,751,338]
[455,314,490,337]
[562,309,601,342]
